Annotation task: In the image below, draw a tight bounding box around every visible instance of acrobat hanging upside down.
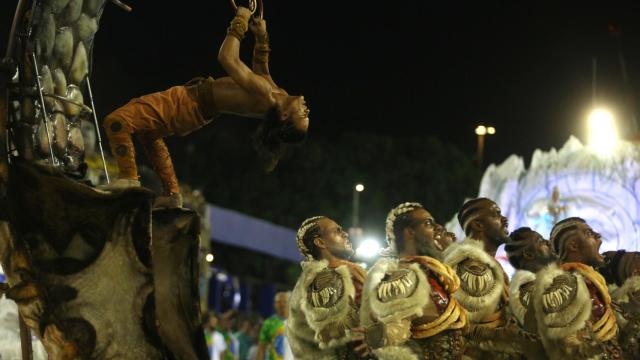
[102,5,309,208]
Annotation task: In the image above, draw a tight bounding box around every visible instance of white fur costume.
[443,238,506,324]
[443,238,525,358]
[533,263,619,360]
[286,259,362,360]
[509,269,536,327]
[361,257,466,360]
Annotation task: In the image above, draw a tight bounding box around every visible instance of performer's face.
[274,292,289,318]
[520,231,557,270]
[408,208,445,254]
[473,199,509,245]
[283,95,309,133]
[207,315,218,330]
[607,252,640,283]
[570,223,604,267]
[316,218,354,259]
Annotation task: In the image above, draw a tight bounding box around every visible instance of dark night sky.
[2,1,640,167]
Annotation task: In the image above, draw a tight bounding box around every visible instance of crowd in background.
[203,292,292,360]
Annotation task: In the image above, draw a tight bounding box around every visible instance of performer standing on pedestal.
[103,6,309,207]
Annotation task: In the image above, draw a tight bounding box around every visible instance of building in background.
[205,205,302,318]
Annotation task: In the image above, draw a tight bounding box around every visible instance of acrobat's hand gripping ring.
[229,0,264,19]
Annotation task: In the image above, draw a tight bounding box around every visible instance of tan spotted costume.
[286,217,366,360]
[102,7,305,201]
[104,79,219,196]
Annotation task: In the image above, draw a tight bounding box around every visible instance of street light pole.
[352,188,359,228]
[476,132,485,169]
[350,184,364,238]
[475,125,495,169]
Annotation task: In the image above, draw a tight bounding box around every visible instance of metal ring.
[228,0,257,15]
[256,0,264,20]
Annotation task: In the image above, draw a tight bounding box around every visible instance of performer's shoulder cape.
[534,262,617,343]
[362,256,466,360]
[287,259,362,359]
[509,269,536,327]
[443,238,507,325]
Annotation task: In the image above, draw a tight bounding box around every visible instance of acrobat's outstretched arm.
[250,18,271,76]
[218,7,273,101]
[251,18,283,91]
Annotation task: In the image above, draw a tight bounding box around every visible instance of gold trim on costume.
[401,256,468,338]
[412,297,468,338]
[561,262,618,342]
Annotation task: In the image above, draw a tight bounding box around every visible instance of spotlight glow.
[205,253,214,263]
[355,184,365,192]
[356,238,381,258]
[588,109,618,155]
[475,125,487,135]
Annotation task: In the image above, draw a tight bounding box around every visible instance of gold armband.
[227,16,248,41]
[255,32,269,45]
[255,43,271,52]
[253,52,269,63]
